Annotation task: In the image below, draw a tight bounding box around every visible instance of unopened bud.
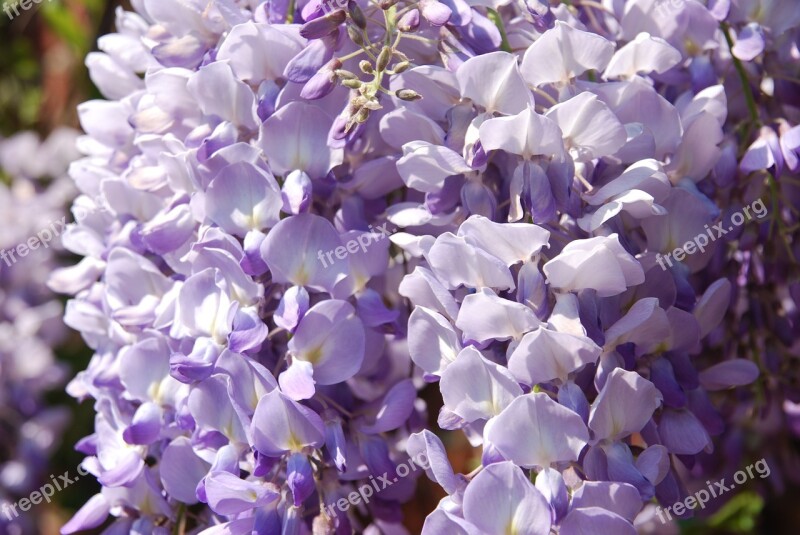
[395,88,422,101]
[300,9,346,40]
[379,0,399,9]
[392,61,410,73]
[348,1,367,29]
[359,60,374,74]
[342,78,363,89]
[376,46,392,71]
[393,50,410,63]
[397,8,420,32]
[347,25,364,45]
[334,69,357,80]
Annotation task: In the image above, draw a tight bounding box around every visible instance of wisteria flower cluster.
[0,129,78,534]
[49,0,798,533]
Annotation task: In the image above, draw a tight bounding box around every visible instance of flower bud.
[397,9,420,32]
[300,59,342,100]
[419,0,451,26]
[379,0,399,9]
[334,69,357,80]
[342,78,363,89]
[359,60,374,74]
[392,61,410,73]
[347,25,364,46]
[300,9,346,40]
[348,1,367,29]
[395,88,422,101]
[376,46,392,71]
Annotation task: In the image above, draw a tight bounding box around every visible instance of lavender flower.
[50,0,799,532]
[0,129,78,533]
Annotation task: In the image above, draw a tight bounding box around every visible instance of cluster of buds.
[337,45,417,130]
[301,0,424,131]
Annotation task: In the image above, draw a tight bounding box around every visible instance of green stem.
[173,504,186,535]
[721,22,760,127]
[487,8,512,53]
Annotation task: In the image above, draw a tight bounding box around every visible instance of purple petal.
[281,170,313,215]
[407,306,461,376]
[258,102,342,178]
[229,307,268,354]
[406,430,461,495]
[462,462,551,535]
[357,379,417,434]
[570,481,642,522]
[160,437,210,504]
[658,408,712,455]
[206,161,282,237]
[287,453,315,506]
[251,390,325,456]
[698,359,759,390]
[508,327,600,386]
[560,507,636,535]
[274,285,310,332]
[520,21,614,86]
[204,471,280,515]
[97,449,145,487]
[260,213,348,292]
[456,287,539,345]
[284,36,336,83]
[535,467,569,523]
[186,62,258,131]
[456,51,531,114]
[278,359,317,400]
[486,393,589,468]
[323,410,348,472]
[732,22,765,61]
[441,346,522,422]
[419,0,451,26]
[427,232,515,291]
[60,494,109,534]
[636,445,670,486]
[122,402,162,445]
[457,214,550,266]
[300,9,346,39]
[589,368,663,441]
[288,299,365,385]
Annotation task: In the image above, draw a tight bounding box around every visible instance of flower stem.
[487,8,512,53]
[721,22,760,127]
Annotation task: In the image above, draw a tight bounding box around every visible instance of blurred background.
[0,1,798,534]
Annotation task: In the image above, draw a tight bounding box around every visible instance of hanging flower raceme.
[50,0,799,533]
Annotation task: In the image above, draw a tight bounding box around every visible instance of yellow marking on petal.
[294,264,310,286]
[287,432,303,452]
[148,381,161,403]
[684,39,700,57]
[304,345,324,365]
